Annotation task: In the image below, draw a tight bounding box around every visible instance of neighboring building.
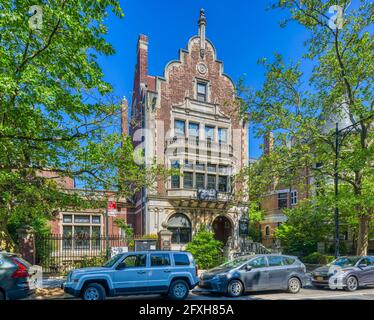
[127,9,249,249]
[259,132,311,248]
[258,105,356,248]
[48,175,132,238]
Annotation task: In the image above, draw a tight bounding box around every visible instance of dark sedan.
[197,254,308,297]
[0,252,37,300]
[311,256,374,291]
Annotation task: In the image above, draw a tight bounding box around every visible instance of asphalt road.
[31,286,374,300]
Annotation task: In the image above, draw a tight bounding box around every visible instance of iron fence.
[35,234,146,275]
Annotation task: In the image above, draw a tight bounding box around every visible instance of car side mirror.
[116,263,127,270]
[358,264,367,269]
[245,265,252,272]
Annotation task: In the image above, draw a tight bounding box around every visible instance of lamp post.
[334,123,340,258]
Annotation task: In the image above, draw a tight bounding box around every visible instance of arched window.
[265,225,271,237]
[167,213,192,244]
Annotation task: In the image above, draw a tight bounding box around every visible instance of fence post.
[158,222,173,251]
[17,226,36,265]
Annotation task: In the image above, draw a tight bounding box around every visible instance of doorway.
[212,216,232,245]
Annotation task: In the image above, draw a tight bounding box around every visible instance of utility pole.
[334,123,340,258]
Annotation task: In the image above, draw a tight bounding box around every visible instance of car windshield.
[102,254,123,268]
[211,256,252,270]
[329,257,361,267]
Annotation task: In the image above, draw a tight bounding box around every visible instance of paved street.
[28,286,374,300]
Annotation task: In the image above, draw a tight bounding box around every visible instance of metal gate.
[35,234,144,275]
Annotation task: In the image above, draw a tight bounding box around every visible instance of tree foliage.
[0,1,167,249]
[238,0,373,255]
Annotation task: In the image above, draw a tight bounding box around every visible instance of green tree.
[185,226,224,270]
[238,0,373,255]
[0,1,167,249]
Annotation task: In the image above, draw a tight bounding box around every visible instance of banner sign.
[108,201,117,216]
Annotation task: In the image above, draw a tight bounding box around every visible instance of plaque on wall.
[197,189,218,201]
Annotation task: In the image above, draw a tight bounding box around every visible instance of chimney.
[198,8,206,58]
[137,34,148,84]
[264,131,274,155]
[121,97,128,137]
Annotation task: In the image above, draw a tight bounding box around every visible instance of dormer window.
[197,82,207,102]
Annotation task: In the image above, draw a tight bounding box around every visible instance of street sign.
[108,200,117,216]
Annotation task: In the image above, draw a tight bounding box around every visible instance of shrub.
[302,252,334,265]
[185,225,224,270]
[142,234,158,240]
[73,256,106,269]
[327,241,348,255]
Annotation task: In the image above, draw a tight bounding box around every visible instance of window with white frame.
[62,213,102,250]
[278,193,288,209]
[196,82,207,102]
[174,119,185,136]
[218,127,228,143]
[291,190,298,205]
[188,122,199,138]
[171,160,180,189]
[205,125,215,141]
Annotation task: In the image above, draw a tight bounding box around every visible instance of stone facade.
[128,10,248,250]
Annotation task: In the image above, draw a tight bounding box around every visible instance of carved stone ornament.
[197,62,207,74]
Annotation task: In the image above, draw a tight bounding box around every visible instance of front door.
[357,257,374,285]
[242,256,269,291]
[212,216,232,245]
[113,253,148,294]
[267,256,289,289]
[148,253,172,293]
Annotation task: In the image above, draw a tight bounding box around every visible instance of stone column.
[158,222,173,251]
[17,226,36,265]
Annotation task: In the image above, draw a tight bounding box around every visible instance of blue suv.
[63,251,199,300]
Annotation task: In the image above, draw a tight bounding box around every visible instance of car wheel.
[168,280,189,300]
[82,283,106,301]
[287,277,301,294]
[345,276,358,292]
[0,290,5,300]
[226,280,244,297]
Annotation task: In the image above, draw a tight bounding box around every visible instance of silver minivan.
[198,254,308,297]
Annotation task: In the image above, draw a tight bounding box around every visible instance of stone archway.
[212,216,232,245]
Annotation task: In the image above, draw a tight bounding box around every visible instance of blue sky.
[98,0,312,159]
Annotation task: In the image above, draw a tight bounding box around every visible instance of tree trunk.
[356,215,370,256]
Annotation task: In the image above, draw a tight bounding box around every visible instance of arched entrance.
[212,216,232,245]
[167,213,192,244]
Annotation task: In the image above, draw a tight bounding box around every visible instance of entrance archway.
[212,216,232,245]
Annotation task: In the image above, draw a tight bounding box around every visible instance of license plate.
[316,276,323,281]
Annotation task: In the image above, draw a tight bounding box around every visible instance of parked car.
[0,252,38,300]
[63,251,199,300]
[311,256,374,291]
[197,254,308,297]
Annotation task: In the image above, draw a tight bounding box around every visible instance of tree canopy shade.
[0,1,167,249]
[238,0,373,255]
